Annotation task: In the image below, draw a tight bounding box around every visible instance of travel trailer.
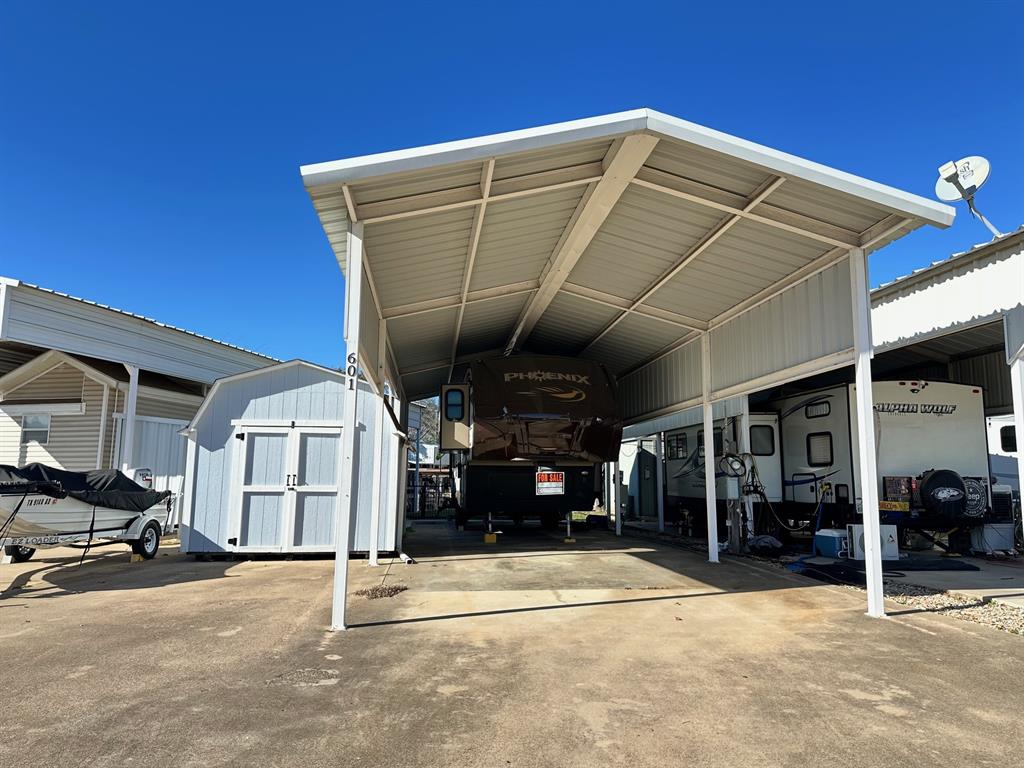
[440,356,622,528]
[665,380,1009,543]
[987,414,1019,493]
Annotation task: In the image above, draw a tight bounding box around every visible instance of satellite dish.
[935,155,1003,238]
[935,156,990,202]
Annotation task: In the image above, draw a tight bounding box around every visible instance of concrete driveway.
[1,524,1020,768]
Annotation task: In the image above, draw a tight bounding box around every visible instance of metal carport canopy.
[301,109,955,629]
[302,108,953,411]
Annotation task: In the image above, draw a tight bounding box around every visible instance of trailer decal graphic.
[874,402,958,416]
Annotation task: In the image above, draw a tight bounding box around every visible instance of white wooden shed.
[180,360,404,557]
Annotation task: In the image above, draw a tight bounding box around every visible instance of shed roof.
[302,109,954,400]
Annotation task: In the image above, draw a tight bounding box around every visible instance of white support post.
[367,394,385,567]
[1010,356,1024,503]
[613,460,622,536]
[702,333,719,563]
[849,247,885,618]
[655,432,665,533]
[120,365,139,473]
[738,396,755,538]
[332,221,365,631]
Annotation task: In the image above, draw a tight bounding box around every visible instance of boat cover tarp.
[0,463,170,513]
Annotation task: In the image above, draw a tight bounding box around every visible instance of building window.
[807,431,833,467]
[1001,425,1017,453]
[750,425,775,456]
[21,414,50,445]
[444,389,464,421]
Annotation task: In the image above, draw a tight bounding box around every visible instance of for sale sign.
[535,470,565,496]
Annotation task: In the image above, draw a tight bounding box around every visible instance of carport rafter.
[505,133,661,354]
[448,158,496,382]
[578,175,785,356]
[355,161,605,225]
[632,167,864,249]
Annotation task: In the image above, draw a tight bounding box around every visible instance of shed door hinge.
[236,433,245,441]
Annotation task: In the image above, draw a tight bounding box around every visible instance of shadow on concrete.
[1,547,242,601]
[351,589,720,627]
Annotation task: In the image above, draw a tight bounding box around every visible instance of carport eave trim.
[301,108,955,230]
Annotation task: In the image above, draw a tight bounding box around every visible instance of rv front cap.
[503,371,591,386]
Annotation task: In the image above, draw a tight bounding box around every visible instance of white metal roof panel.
[581,313,687,374]
[456,293,530,358]
[365,208,475,310]
[470,186,586,292]
[530,292,620,355]
[566,185,723,302]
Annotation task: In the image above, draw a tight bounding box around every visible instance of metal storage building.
[0,277,276,523]
[300,108,956,628]
[180,360,404,559]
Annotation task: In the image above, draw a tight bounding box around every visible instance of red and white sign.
[535,470,565,496]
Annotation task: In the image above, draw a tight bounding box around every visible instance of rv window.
[21,413,50,445]
[806,432,833,467]
[696,429,723,458]
[805,401,830,419]
[1001,425,1017,453]
[750,425,775,456]
[667,433,687,461]
[444,389,464,422]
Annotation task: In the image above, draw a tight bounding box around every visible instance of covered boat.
[1,463,171,561]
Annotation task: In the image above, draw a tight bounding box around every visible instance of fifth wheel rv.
[665,380,1011,547]
[439,356,622,529]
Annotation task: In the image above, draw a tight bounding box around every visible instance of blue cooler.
[814,529,849,558]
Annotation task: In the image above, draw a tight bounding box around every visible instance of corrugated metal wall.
[617,339,701,420]
[619,260,855,422]
[951,350,1013,414]
[710,260,853,397]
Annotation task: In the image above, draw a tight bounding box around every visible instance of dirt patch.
[355,584,408,599]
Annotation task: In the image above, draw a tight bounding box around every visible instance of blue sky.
[2,1,1021,368]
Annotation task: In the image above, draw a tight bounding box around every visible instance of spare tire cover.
[918,469,967,519]
[962,477,987,518]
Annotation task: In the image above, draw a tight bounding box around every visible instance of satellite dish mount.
[935,156,1003,238]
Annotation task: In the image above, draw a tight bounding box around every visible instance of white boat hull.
[1,493,169,548]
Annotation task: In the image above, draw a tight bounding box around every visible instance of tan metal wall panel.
[619,339,702,420]
[950,351,1013,413]
[710,259,854,394]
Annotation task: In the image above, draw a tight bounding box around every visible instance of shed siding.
[185,366,392,554]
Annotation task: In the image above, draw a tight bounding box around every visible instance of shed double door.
[232,424,342,552]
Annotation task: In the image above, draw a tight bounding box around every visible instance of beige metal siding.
[0,363,104,470]
[135,394,200,422]
[951,351,1013,414]
[710,259,854,395]
[618,339,702,420]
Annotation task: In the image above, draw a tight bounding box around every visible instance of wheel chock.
[130,553,144,563]
[563,537,576,544]
[483,532,498,544]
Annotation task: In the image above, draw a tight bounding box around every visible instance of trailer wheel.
[132,521,161,559]
[5,545,35,563]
